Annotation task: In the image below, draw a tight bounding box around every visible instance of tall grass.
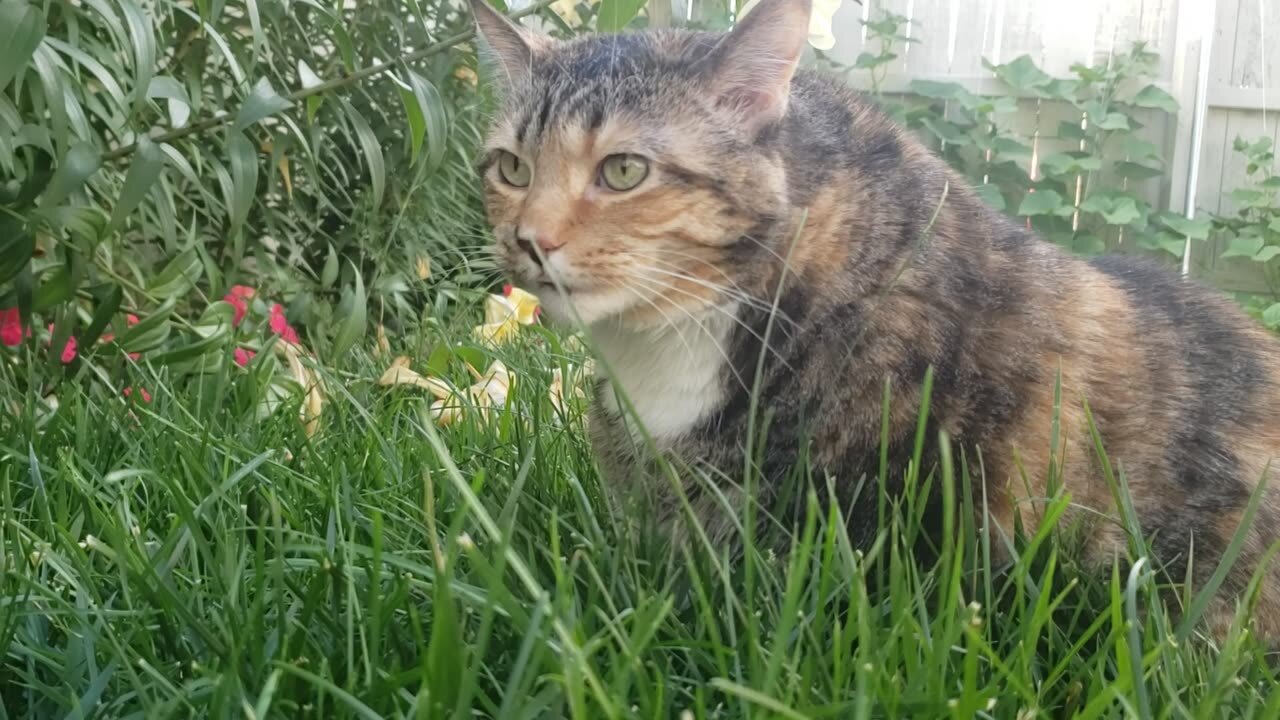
[1,312,1278,718]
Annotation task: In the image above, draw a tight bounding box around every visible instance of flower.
[234,347,257,367]
[378,356,514,427]
[473,285,541,347]
[123,386,152,403]
[269,303,300,344]
[59,336,77,364]
[224,285,256,326]
[1,308,28,347]
[415,255,431,280]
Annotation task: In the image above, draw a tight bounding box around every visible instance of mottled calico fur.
[470,0,1280,642]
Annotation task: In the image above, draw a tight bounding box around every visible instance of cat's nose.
[515,226,564,265]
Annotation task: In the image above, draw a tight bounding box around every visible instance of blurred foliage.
[1211,137,1280,327]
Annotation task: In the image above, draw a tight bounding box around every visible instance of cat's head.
[472,0,813,326]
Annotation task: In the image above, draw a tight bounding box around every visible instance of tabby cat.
[470,0,1280,642]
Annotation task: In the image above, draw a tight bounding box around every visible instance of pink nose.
[516,226,564,264]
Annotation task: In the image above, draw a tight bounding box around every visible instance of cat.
[470,0,1280,644]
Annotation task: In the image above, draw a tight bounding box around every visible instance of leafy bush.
[1212,137,1280,327]
[0,0,560,392]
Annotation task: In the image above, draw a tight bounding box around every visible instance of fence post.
[1165,0,1215,275]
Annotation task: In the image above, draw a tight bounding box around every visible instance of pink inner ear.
[717,87,782,120]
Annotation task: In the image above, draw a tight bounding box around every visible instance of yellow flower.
[415,255,431,280]
[378,356,514,428]
[474,285,540,347]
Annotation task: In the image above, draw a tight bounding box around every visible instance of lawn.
[3,302,1280,717]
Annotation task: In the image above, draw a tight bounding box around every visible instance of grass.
[3,305,1280,719]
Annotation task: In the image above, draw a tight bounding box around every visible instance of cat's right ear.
[470,0,545,89]
[704,0,812,133]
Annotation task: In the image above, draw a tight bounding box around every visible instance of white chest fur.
[590,306,737,445]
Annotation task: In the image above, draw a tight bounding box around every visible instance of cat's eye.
[498,151,531,187]
[599,154,649,192]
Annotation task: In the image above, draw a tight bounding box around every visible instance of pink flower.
[224,287,256,326]
[269,303,300,344]
[503,284,513,297]
[1,308,28,347]
[123,386,152,403]
[234,347,256,367]
[59,336,78,364]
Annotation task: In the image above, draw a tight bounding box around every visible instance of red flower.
[224,287,256,327]
[59,336,78,364]
[503,284,513,297]
[123,386,152,403]
[225,296,248,326]
[1,308,28,347]
[234,347,256,367]
[268,303,300,344]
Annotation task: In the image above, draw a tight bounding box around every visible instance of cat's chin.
[529,285,645,329]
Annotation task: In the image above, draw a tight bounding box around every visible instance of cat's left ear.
[470,0,547,90]
[704,0,812,133]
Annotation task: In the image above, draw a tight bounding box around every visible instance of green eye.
[498,151,531,187]
[600,154,649,192]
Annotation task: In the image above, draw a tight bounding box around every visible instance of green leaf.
[119,299,175,353]
[1129,84,1178,113]
[1255,246,1280,263]
[117,0,157,118]
[329,262,366,358]
[909,79,968,100]
[973,183,1005,211]
[1113,161,1163,181]
[234,77,294,132]
[147,76,192,127]
[992,55,1052,92]
[340,99,386,211]
[408,72,448,171]
[32,267,74,312]
[227,133,259,238]
[1263,303,1280,329]
[1222,235,1265,259]
[147,248,204,299]
[1158,214,1212,240]
[148,304,232,365]
[0,0,46,91]
[80,285,123,348]
[425,575,463,719]
[1016,190,1064,216]
[42,142,102,207]
[919,116,969,145]
[1101,197,1142,226]
[321,244,339,288]
[853,51,896,70]
[596,0,646,31]
[1259,177,1280,189]
[0,216,35,284]
[107,136,165,233]
[1093,112,1131,131]
[1121,136,1161,161]
[1231,188,1270,208]
[992,137,1033,157]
